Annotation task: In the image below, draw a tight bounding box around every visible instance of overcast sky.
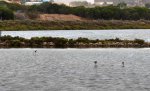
[55,0,94,4]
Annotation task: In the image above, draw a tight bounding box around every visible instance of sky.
[55,0,94,4]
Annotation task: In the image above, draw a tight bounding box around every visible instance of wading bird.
[94,61,98,68]
[33,50,37,56]
[122,62,125,67]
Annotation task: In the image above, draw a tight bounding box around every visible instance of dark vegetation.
[0,6,14,20]
[23,2,150,20]
[1,1,150,20]
[0,1,26,20]
[1,20,150,30]
[0,35,149,48]
[1,1,150,30]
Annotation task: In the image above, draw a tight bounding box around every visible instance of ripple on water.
[0,48,149,91]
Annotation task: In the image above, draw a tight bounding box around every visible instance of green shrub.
[134,39,145,44]
[0,6,14,20]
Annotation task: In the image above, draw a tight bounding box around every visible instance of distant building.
[22,0,54,5]
[94,0,145,7]
[94,0,118,6]
[106,2,113,5]
[24,1,42,5]
[69,1,90,7]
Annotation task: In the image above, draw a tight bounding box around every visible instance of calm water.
[0,48,150,91]
[2,29,150,42]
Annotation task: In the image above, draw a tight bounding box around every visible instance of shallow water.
[2,29,150,41]
[0,48,150,91]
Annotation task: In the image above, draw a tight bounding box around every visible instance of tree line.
[28,2,150,20]
[0,35,147,48]
[1,1,150,20]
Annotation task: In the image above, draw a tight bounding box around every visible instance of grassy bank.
[0,36,149,48]
[1,20,150,30]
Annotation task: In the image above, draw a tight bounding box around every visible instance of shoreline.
[0,36,149,48]
[0,48,150,49]
[1,20,150,31]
